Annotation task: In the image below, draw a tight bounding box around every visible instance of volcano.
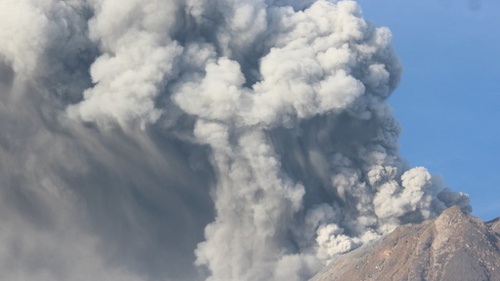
[311,206,500,281]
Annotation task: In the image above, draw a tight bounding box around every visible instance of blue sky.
[354,0,500,220]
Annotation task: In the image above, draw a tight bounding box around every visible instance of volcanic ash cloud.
[0,0,470,281]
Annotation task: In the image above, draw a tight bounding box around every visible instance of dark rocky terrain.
[311,206,500,281]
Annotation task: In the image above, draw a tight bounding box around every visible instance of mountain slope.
[310,206,500,281]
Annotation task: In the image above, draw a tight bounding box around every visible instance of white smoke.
[0,0,470,281]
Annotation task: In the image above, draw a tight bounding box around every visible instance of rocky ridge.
[310,206,500,281]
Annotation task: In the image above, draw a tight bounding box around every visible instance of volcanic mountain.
[311,206,500,281]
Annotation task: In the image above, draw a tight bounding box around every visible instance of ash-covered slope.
[311,206,500,281]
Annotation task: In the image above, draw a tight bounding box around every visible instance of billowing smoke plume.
[0,0,470,280]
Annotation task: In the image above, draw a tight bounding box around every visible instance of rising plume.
[0,0,470,280]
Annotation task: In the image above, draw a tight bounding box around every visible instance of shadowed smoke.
[0,1,470,280]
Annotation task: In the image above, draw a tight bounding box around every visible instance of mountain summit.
[311,206,500,281]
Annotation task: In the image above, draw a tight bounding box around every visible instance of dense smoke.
[0,0,470,280]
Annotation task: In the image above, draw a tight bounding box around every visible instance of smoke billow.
[0,0,470,280]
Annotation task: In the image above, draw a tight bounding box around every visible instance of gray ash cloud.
[0,1,470,280]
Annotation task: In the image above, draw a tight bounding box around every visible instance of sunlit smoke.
[0,0,470,280]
